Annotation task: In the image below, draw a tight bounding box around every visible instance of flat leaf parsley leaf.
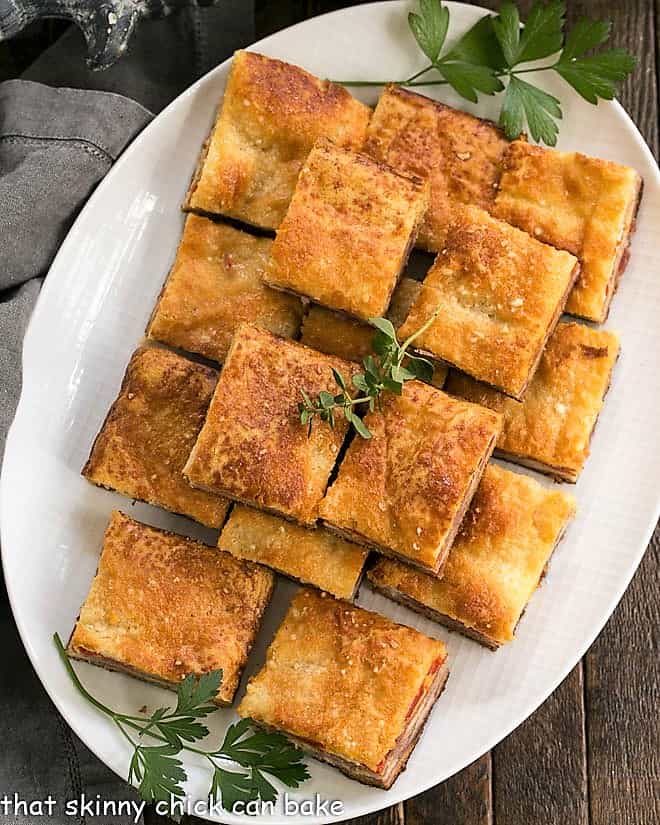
[409,0,450,63]
[333,0,637,146]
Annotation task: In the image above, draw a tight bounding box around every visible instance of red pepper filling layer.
[376,654,447,774]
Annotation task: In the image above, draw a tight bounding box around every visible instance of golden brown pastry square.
[218,505,368,600]
[445,321,620,483]
[263,139,430,321]
[398,205,579,399]
[82,346,229,528]
[493,140,642,323]
[183,323,355,525]
[68,511,274,704]
[238,588,448,788]
[363,85,509,252]
[147,215,303,363]
[184,51,371,230]
[367,464,576,649]
[299,278,447,388]
[319,381,502,575]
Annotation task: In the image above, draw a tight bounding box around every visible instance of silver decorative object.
[0,1,218,70]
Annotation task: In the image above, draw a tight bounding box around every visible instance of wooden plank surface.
[492,665,588,825]
[405,755,491,825]
[584,533,660,825]
[577,3,659,825]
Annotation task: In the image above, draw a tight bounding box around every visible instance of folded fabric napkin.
[0,4,253,820]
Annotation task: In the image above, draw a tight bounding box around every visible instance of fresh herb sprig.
[299,310,439,439]
[54,634,309,811]
[334,0,637,145]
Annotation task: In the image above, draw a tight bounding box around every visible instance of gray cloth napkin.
[0,4,253,821]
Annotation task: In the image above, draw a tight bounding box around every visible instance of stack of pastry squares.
[365,86,642,323]
[71,50,644,794]
[363,84,509,251]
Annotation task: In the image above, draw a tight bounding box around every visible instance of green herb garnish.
[54,633,309,811]
[334,0,637,145]
[299,310,440,439]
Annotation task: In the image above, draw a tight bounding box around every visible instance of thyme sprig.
[55,634,309,811]
[299,309,440,439]
[333,0,637,145]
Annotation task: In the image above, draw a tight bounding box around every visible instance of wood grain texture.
[492,665,588,825]
[584,530,660,825]
[345,802,405,825]
[405,754,492,825]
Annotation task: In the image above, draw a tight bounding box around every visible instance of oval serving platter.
[2,3,660,823]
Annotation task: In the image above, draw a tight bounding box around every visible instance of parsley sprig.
[299,310,439,439]
[335,0,637,145]
[55,634,310,811]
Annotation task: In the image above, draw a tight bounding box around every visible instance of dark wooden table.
[2,2,658,824]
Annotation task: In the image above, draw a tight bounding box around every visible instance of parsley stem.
[116,718,141,749]
[404,64,435,83]
[54,633,178,726]
[121,719,210,757]
[54,633,119,719]
[332,64,559,88]
[509,63,559,74]
[120,718,247,764]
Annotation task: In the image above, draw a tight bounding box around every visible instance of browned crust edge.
[514,258,582,397]
[243,660,449,789]
[367,519,574,650]
[321,429,499,577]
[184,480,320,528]
[67,571,274,707]
[493,342,620,484]
[81,477,228,530]
[367,580,499,650]
[66,514,275,705]
[65,649,228,707]
[81,351,223,528]
[588,174,644,324]
[386,84,507,140]
[220,546,366,602]
[409,260,580,401]
[183,125,214,212]
[492,451,578,483]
